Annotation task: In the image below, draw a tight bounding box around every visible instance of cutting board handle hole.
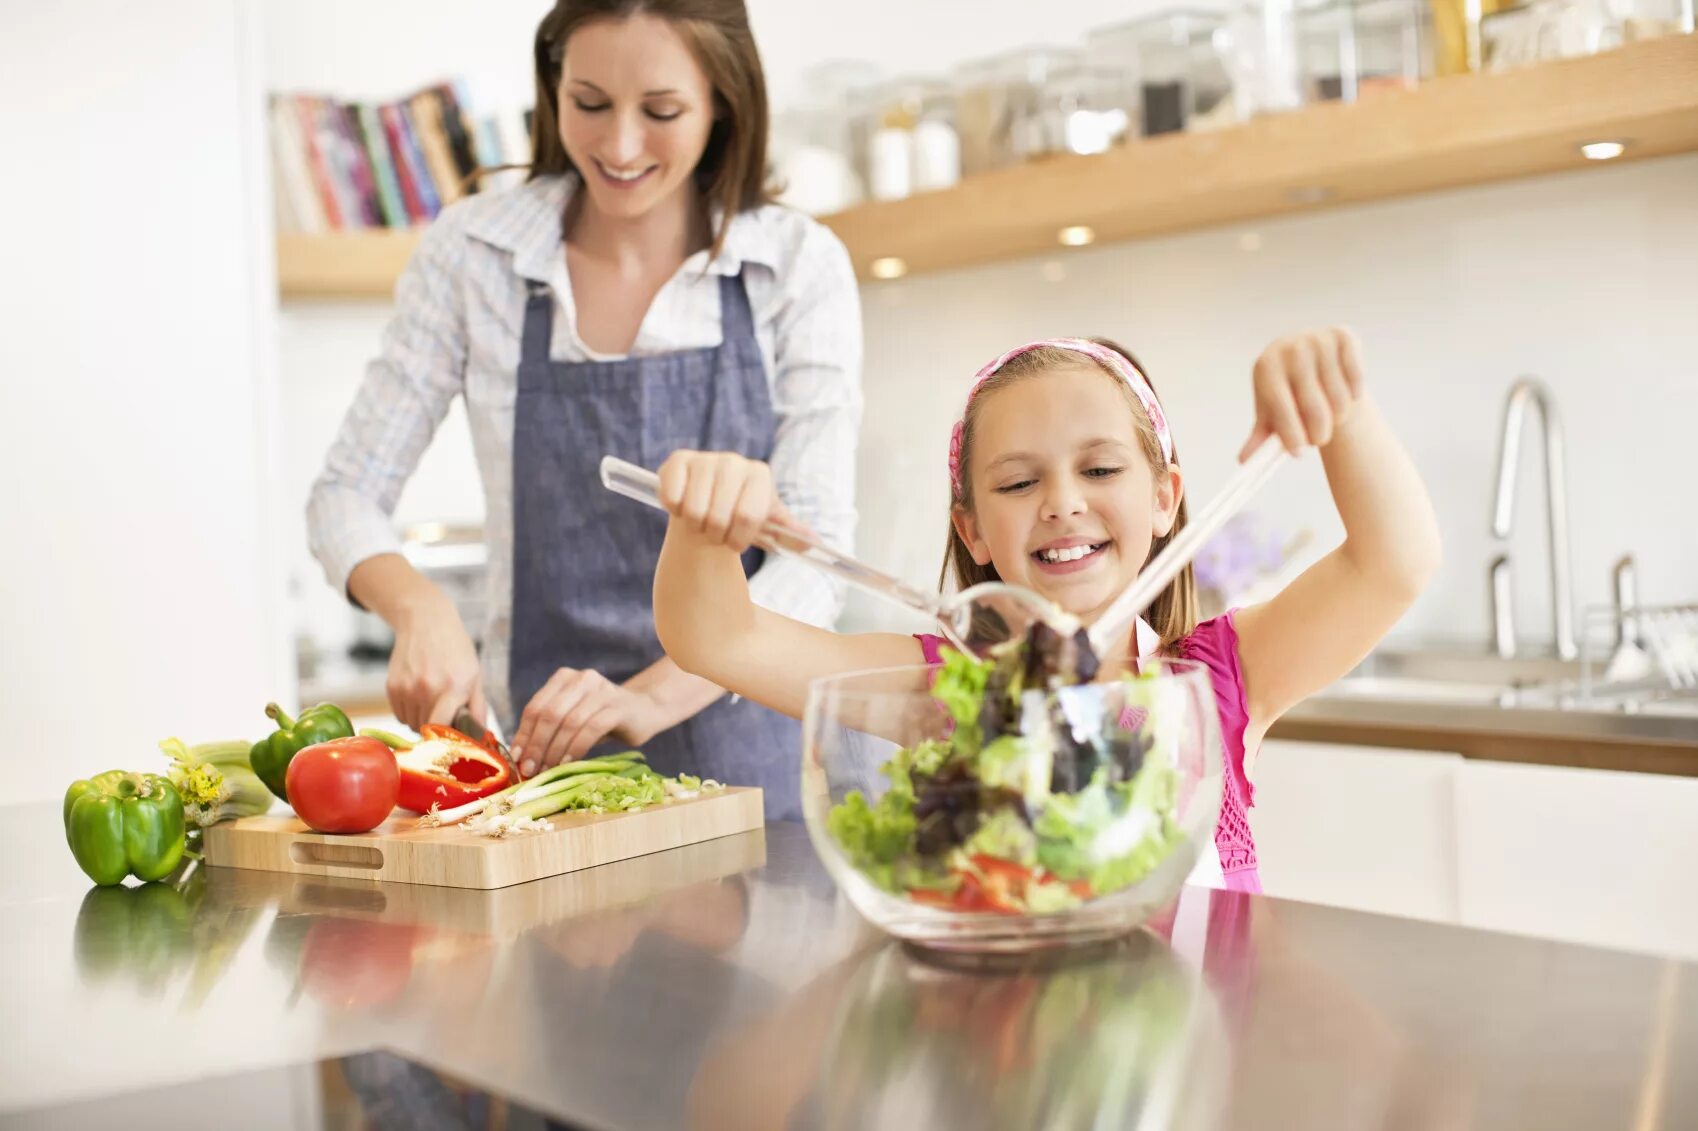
[289,842,384,871]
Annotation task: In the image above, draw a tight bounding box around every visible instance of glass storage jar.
[1024,64,1135,157]
[1085,11,1234,137]
[950,47,1082,173]
[1296,0,1433,102]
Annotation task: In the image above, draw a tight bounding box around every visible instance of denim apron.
[508,270,804,820]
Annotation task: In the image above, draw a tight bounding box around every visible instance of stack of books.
[269,83,533,233]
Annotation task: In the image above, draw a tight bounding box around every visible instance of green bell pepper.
[250,702,354,802]
[63,771,187,887]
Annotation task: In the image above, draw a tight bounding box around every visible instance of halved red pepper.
[391,726,514,814]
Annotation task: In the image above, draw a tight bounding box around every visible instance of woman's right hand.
[656,451,797,553]
[385,592,485,730]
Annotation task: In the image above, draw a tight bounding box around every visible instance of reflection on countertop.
[3,811,1695,1129]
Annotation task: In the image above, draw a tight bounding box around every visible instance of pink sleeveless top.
[915,611,1262,894]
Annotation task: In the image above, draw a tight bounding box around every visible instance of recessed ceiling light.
[1058,225,1096,247]
[869,257,907,280]
[1579,140,1626,161]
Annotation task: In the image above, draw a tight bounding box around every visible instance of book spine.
[355,103,407,227]
[268,96,326,233]
[313,97,366,229]
[434,82,481,192]
[409,92,464,206]
[294,95,345,229]
[378,103,428,224]
[333,102,383,228]
[395,101,443,218]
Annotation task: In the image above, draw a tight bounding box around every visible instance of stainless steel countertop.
[4,804,1694,1130]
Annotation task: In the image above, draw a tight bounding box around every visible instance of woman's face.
[557,14,717,222]
[953,365,1183,625]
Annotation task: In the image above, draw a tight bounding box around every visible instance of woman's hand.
[1239,327,1366,461]
[510,668,664,777]
[386,593,485,730]
[656,451,798,552]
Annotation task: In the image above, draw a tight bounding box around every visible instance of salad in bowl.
[802,626,1224,952]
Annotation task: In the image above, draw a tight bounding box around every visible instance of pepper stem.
[265,702,295,730]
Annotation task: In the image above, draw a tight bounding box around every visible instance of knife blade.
[451,706,512,763]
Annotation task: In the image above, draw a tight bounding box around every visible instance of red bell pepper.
[907,856,1087,915]
[392,726,514,815]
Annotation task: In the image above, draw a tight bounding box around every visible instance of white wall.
[262,2,1698,652]
[0,1,291,804]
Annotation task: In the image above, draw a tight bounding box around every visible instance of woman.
[307,0,862,820]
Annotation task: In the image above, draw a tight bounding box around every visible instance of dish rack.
[1577,601,1698,707]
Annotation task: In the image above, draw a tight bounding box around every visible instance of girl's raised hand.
[1239,327,1366,461]
[656,451,797,553]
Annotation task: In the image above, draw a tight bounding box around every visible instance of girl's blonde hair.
[940,338,1200,647]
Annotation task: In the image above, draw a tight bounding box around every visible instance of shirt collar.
[463,173,779,283]
[1135,616,1160,660]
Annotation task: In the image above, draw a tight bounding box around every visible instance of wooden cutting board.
[203,787,764,890]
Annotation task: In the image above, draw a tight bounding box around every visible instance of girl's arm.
[1231,329,1442,736]
[652,451,925,722]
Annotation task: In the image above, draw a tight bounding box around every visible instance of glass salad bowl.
[802,645,1224,954]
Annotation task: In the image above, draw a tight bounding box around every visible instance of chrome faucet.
[1489,377,1576,660]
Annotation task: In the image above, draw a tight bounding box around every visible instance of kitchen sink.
[1286,644,1698,768]
[1348,648,1579,687]
[1324,646,1580,707]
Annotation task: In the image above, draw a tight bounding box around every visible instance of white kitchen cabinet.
[1454,760,1698,961]
[1250,740,1463,925]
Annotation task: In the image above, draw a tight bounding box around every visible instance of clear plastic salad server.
[600,455,1075,658]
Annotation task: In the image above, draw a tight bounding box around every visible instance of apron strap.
[717,270,755,344]
[519,280,555,369]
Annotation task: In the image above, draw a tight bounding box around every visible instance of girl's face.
[953,364,1183,625]
[558,15,716,222]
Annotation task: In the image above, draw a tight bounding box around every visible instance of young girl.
[651,329,1440,891]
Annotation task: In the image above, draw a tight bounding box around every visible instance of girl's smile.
[1031,536,1112,574]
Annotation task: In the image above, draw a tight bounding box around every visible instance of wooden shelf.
[276,228,423,300]
[276,34,1698,298]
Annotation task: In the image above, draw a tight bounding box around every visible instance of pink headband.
[948,338,1174,499]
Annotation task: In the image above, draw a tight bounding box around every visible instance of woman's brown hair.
[528,0,775,257]
[941,340,1200,648]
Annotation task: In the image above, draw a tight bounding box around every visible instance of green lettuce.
[828,789,917,891]
[961,807,1039,867]
[932,647,991,753]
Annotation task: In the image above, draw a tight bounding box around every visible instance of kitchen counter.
[3,806,1693,1130]
[1273,688,1698,777]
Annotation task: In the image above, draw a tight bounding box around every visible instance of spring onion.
[417,751,723,836]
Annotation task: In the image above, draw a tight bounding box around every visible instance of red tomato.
[286,736,400,834]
